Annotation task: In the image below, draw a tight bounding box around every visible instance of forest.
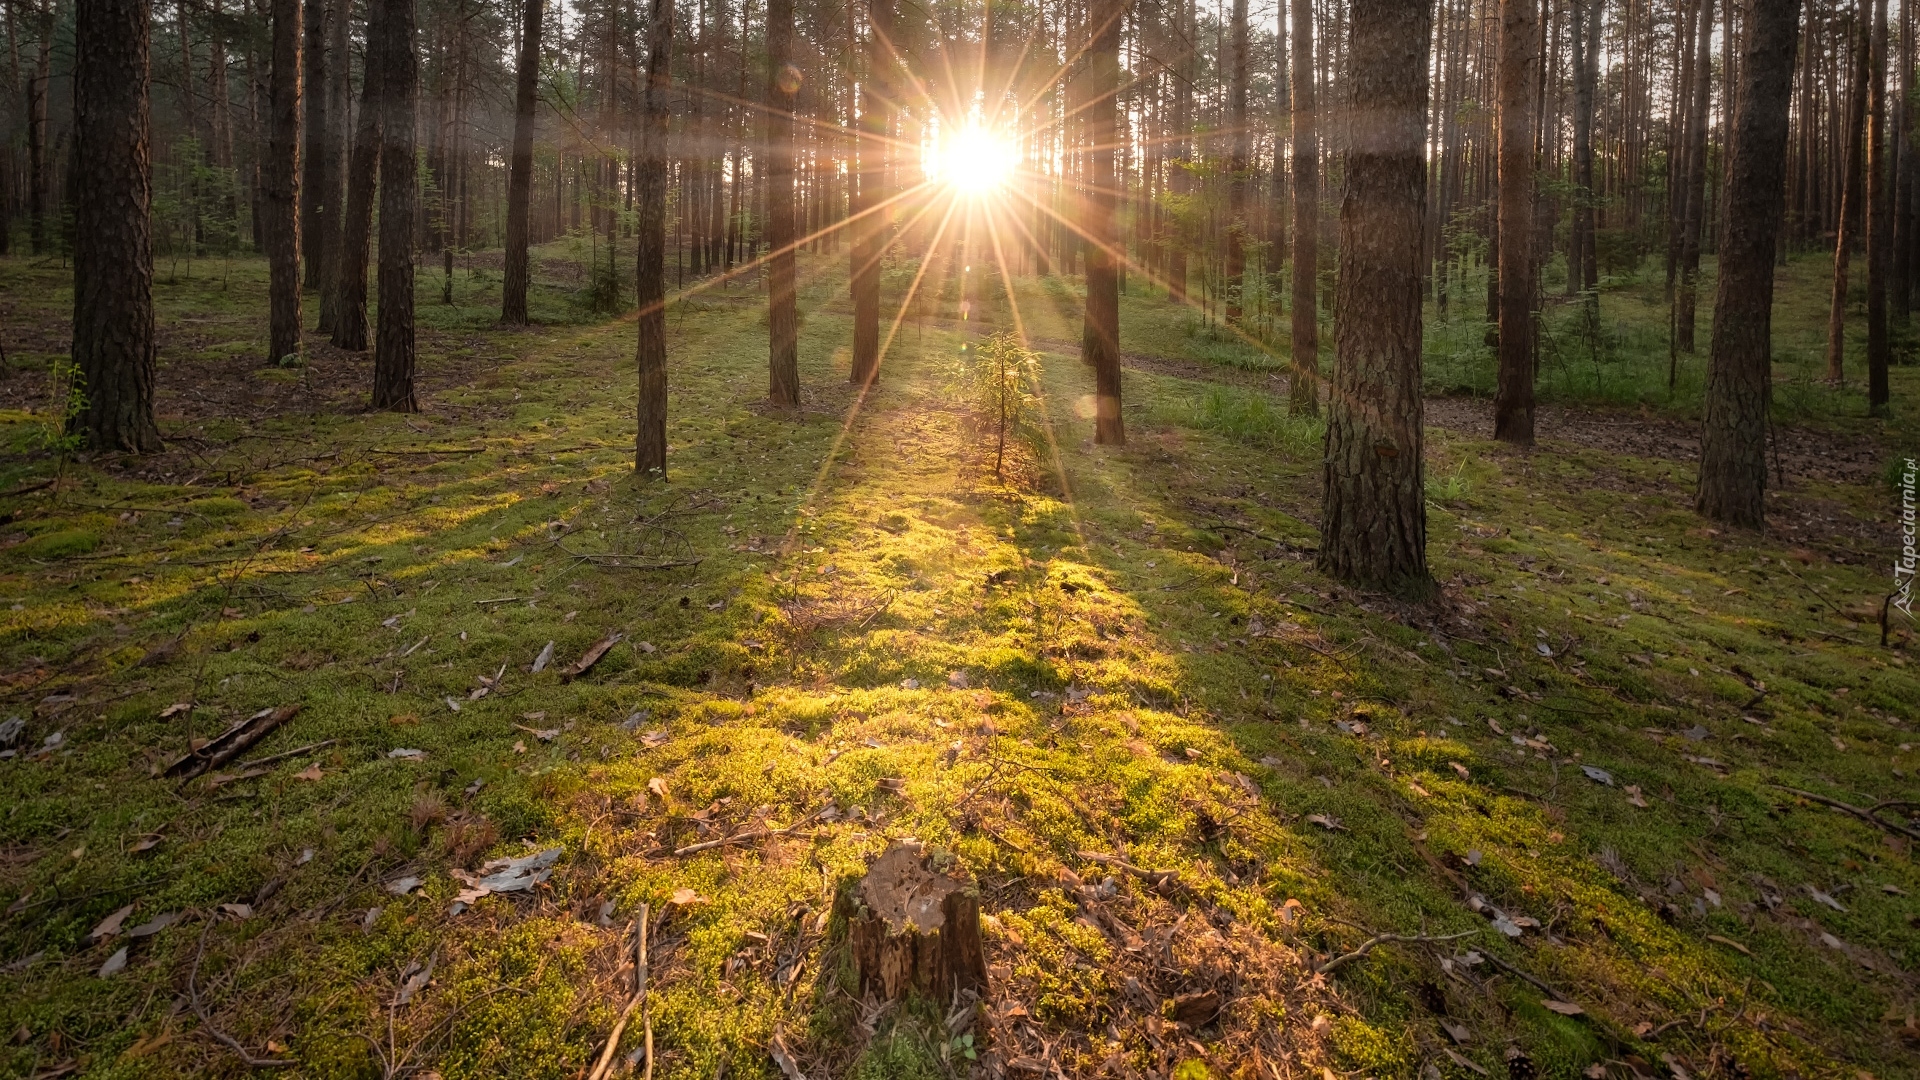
[0,0,1917,1074]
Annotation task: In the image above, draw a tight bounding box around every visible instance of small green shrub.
[1174,384,1324,459]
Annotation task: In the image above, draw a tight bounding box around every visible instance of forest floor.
[0,244,1917,1080]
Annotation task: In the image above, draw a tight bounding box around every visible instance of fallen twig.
[0,478,55,499]
[587,904,651,1080]
[190,919,296,1068]
[1076,850,1180,888]
[368,446,486,456]
[674,805,833,856]
[1767,785,1920,842]
[1315,928,1479,974]
[237,739,337,771]
[1475,949,1570,1004]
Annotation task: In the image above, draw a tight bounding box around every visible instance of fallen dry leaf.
[294,764,324,781]
[648,776,669,799]
[1706,934,1751,956]
[1541,999,1584,1016]
[89,904,135,941]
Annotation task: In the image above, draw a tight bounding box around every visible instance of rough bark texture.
[1289,0,1319,417]
[849,0,893,387]
[765,0,799,407]
[1224,0,1249,324]
[635,0,673,477]
[1318,0,1432,595]
[300,0,327,291]
[371,0,417,412]
[1082,0,1124,444]
[1826,24,1869,384]
[264,0,303,366]
[1569,0,1596,295]
[71,0,162,454]
[1674,0,1713,353]
[1493,0,1537,445]
[1697,0,1801,528]
[330,0,384,351]
[1866,0,1892,415]
[502,0,543,325]
[316,0,348,333]
[848,841,989,1004]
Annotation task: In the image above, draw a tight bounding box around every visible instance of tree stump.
[848,840,989,1002]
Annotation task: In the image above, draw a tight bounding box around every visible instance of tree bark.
[70,0,162,454]
[1224,0,1249,324]
[849,0,892,386]
[1697,0,1801,528]
[1318,0,1432,595]
[847,841,989,1004]
[371,0,417,412]
[315,0,347,330]
[502,0,543,324]
[1082,0,1124,444]
[1826,15,1870,384]
[1674,0,1713,354]
[27,1,49,256]
[1167,0,1194,302]
[1289,0,1318,416]
[1569,0,1595,297]
[1493,0,1537,445]
[1866,0,1892,415]
[264,0,303,366]
[635,0,673,477]
[329,0,384,351]
[765,0,798,407]
[300,0,327,291]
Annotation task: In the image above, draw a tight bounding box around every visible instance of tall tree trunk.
[300,0,327,290]
[1866,0,1891,414]
[1568,0,1593,297]
[1697,0,1800,528]
[330,0,383,351]
[1083,0,1124,444]
[765,0,798,407]
[1826,14,1869,383]
[1674,0,1713,354]
[372,0,417,411]
[27,1,49,255]
[1494,0,1537,445]
[316,0,346,329]
[1167,0,1193,301]
[1318,0,1432,594]
[635,0,673,476]
[71,0,162,453]
[1893,0,1914,323]
[849,0,892,386]
[1224,0,1249,323]
[502,0,543,324]
[1289,0,1318,416]
[264,0,303,366]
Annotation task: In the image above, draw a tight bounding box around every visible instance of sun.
[933,123,1018,196]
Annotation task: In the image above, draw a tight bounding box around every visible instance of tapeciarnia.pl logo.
[1898,457,1917,620]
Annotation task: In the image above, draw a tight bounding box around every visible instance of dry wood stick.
[1768,784,1920,841]
[587,903,650,1080]
[1315,928,1479,974]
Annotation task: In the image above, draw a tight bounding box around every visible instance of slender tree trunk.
[1893,0,1914,323]
[1697,0,1800,528]
[330,0,382,350]
[1319,0,1432,594]
[1568,0,1592,297]
[1827,15,1869,383]
[264,0,302,365]
[1577,0,1598,289]
[27,3,49,256]
[1674,0,1713,354]
[1225,0,1249,323]
[503,0,543,323]
[849,0,892,386]
[314,0,345,327]
[71,0,162,453]
[765,0,798,407]
[300,0,327,290]
[371,0,417,411]
[1168,0,1193,301]
[635,0,673,476]
[1289,0,1318,415]
[1866,0,1891,414]
[1083,0,1124,444]
[1494,0,1537,444]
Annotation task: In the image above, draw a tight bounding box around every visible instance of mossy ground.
[0,241,1916,1080]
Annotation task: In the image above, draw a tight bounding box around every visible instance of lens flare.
[935,124,1017,195]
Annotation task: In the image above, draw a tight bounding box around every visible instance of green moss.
[21,527,100,559]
